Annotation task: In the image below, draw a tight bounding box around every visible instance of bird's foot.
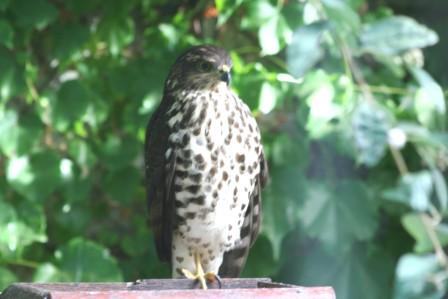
[181,253,221,290]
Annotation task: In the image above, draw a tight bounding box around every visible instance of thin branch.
[421,214,448,270]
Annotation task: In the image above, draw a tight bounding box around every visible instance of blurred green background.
[0,0,447,298]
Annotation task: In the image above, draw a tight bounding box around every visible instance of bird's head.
[165,45,232,91]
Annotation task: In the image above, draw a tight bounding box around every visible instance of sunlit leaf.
[0,110,43,157]
[6,152,62,201]
[410,66,446,130]
[33,263,63,282]
[383,171,433,212]
[393,254,445,299]
[360,16,439,56]
[258,81,278,114]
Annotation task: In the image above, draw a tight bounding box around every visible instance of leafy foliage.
[0,1,447,298]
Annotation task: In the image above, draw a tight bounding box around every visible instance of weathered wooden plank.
[0,279,336,299]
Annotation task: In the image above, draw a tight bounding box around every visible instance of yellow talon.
[181,252,219,290]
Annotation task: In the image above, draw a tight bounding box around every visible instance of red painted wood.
[49,287,335,299]
[0,279,336,299]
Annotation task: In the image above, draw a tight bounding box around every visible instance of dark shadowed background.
[0,1,447,298]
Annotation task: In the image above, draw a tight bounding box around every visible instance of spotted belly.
[166,89,261,276]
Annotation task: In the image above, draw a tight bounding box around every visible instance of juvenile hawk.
[144,45,268,289]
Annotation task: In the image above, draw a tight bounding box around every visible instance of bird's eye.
[198,61,213,72]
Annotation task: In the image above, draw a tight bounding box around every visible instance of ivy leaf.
[410,66,446,130]
[300,180,378,252]
[51,22,90,61]
[104,166,140,203]
[393,254,445,299]
[262,166,306,259]
[0,48,25,101]
[0,20,13,49]
[6,152,62,201]
[287,21,327,78]
[401,213,448,253]
[383,171,433,212]
[55,238,123,282]
[321,0,361,34]
[360,16,439,56]
[351,100,392,167]
[53,80,91,132]
[10,0,57,30]
[0,110,43,157]
[304,72,341,138]
[293,244,394,299]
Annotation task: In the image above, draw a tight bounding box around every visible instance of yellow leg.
[181,252,219,290]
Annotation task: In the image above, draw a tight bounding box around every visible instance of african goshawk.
[144,45,268,289]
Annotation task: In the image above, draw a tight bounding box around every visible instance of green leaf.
[104,166,140,203]
[393,254,445,299]
[321,0,361,34]
[431,169,448,213]
[258,81,279,114]
[383,171,433,212]
[241,0,277,29]
[292,244,394,299]
[98,135,140,170]
[0,110,43,157]
[56,238,123,282]
[255,5,292,56]
[10,0,58,30]
[0,0,10,11]
[262,166,306,259]
[121,229,150,257]
[53,80,91,132]
[351,100,392,167]
[33,263,63,282]
[304,73,341,138]
[6,152,62,201]
[402,213,448,253]
[410,67,446,130]
[0,221,47,255]
[300,180,378,252]
[98,18,135,56]
[0,267,17,290]
[0,48,25,101]
[360,16,439,56]
[216,0,244,26]
[287,21,327,78]
[51,22,90,61]
[0,20,13,49]
[241,235,278,278]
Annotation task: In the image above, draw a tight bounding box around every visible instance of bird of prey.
[144,45,268,289]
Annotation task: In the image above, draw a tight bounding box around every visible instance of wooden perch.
[0,278,335,299]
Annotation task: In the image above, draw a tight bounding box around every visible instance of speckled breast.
[165,86,262,250]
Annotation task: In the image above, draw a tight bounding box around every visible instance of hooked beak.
[219,64,231,86]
